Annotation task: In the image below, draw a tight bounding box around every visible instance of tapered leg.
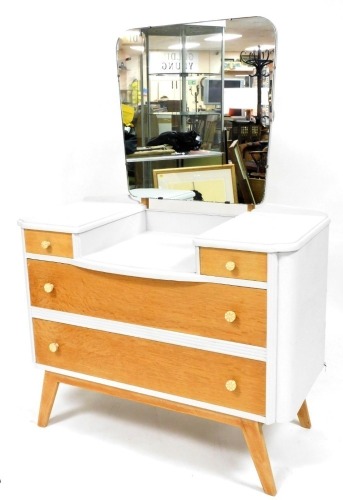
[35,372,278,495]
[297,400,311,429]
[241,420,277,496]
[37,371,60,427]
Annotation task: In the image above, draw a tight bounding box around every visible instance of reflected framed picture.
[153,164,238,203]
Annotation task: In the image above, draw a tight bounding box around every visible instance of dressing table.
[19,197,329,496]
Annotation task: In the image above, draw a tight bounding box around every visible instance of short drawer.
[24,230,73,258]
[199,248,267,282]
[27,260,267,347]
[33,319,266,416]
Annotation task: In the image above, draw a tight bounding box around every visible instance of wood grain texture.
[241,420,277,496]
[24,230,73,258]
[200,248,267,282]
[37,371,60,427]
[33,319,266,415]
[297,400,311,429]
[38,370,247,427]
[37,370,273,494]
[27,260,267,347]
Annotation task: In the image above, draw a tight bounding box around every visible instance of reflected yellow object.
[130,79,141,106]
[121,103,135,126]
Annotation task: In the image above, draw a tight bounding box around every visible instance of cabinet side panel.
[74,212,147,257]
[275,227,329,422]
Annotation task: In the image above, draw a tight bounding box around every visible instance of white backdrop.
[0,1,342,498]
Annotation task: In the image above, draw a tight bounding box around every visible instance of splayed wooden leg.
[37,371,60,427]
[297,399,311,429]
[241,419,277,496]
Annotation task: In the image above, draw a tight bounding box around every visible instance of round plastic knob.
[225,380,237,392]
[224,310,236,323]
[49,342,59,353]
[43,283,54,293]
[41,240,51,250]
[225,261,236,271]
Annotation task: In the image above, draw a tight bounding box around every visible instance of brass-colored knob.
[49,342,59,353]
[41,240,51,250]
[225,380,237,392]
[224,310,236,323]
[43,283,54,293]
[225,261,236,271]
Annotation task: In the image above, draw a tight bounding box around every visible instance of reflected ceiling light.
[168,42,200,49]
[130,45,144,52]
[204,33,242,42]
[245,44,275,51]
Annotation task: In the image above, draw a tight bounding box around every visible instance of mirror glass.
[117,16,276,205]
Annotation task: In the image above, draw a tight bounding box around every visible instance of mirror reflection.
[117,17,276,204]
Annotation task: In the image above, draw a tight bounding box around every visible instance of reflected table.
[130,188,195,202]
[126,150,223,187]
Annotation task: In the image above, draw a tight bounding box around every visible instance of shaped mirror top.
[117,16,276,205]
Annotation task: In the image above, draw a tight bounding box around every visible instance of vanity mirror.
[117,16,276,204]
[18,13,330,496]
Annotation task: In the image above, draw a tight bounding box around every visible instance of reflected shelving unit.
[117,23,226,188]
[140,22,225,151]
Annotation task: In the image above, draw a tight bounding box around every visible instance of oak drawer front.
[28,260,267,347]
[24,230,73,258]
[33,319,266,416]
[200,248,267,282]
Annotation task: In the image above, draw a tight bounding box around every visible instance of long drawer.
[27,260,267,347]
[33,319,266,416]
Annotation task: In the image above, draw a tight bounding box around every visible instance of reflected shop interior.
[117,17,276,205]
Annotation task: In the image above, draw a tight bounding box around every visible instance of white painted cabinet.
[18,199,330,496]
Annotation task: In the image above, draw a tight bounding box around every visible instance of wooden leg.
[37,371,60,427]
[297,399,311,429]
[241,420,277,496]
[35,372,277,495]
